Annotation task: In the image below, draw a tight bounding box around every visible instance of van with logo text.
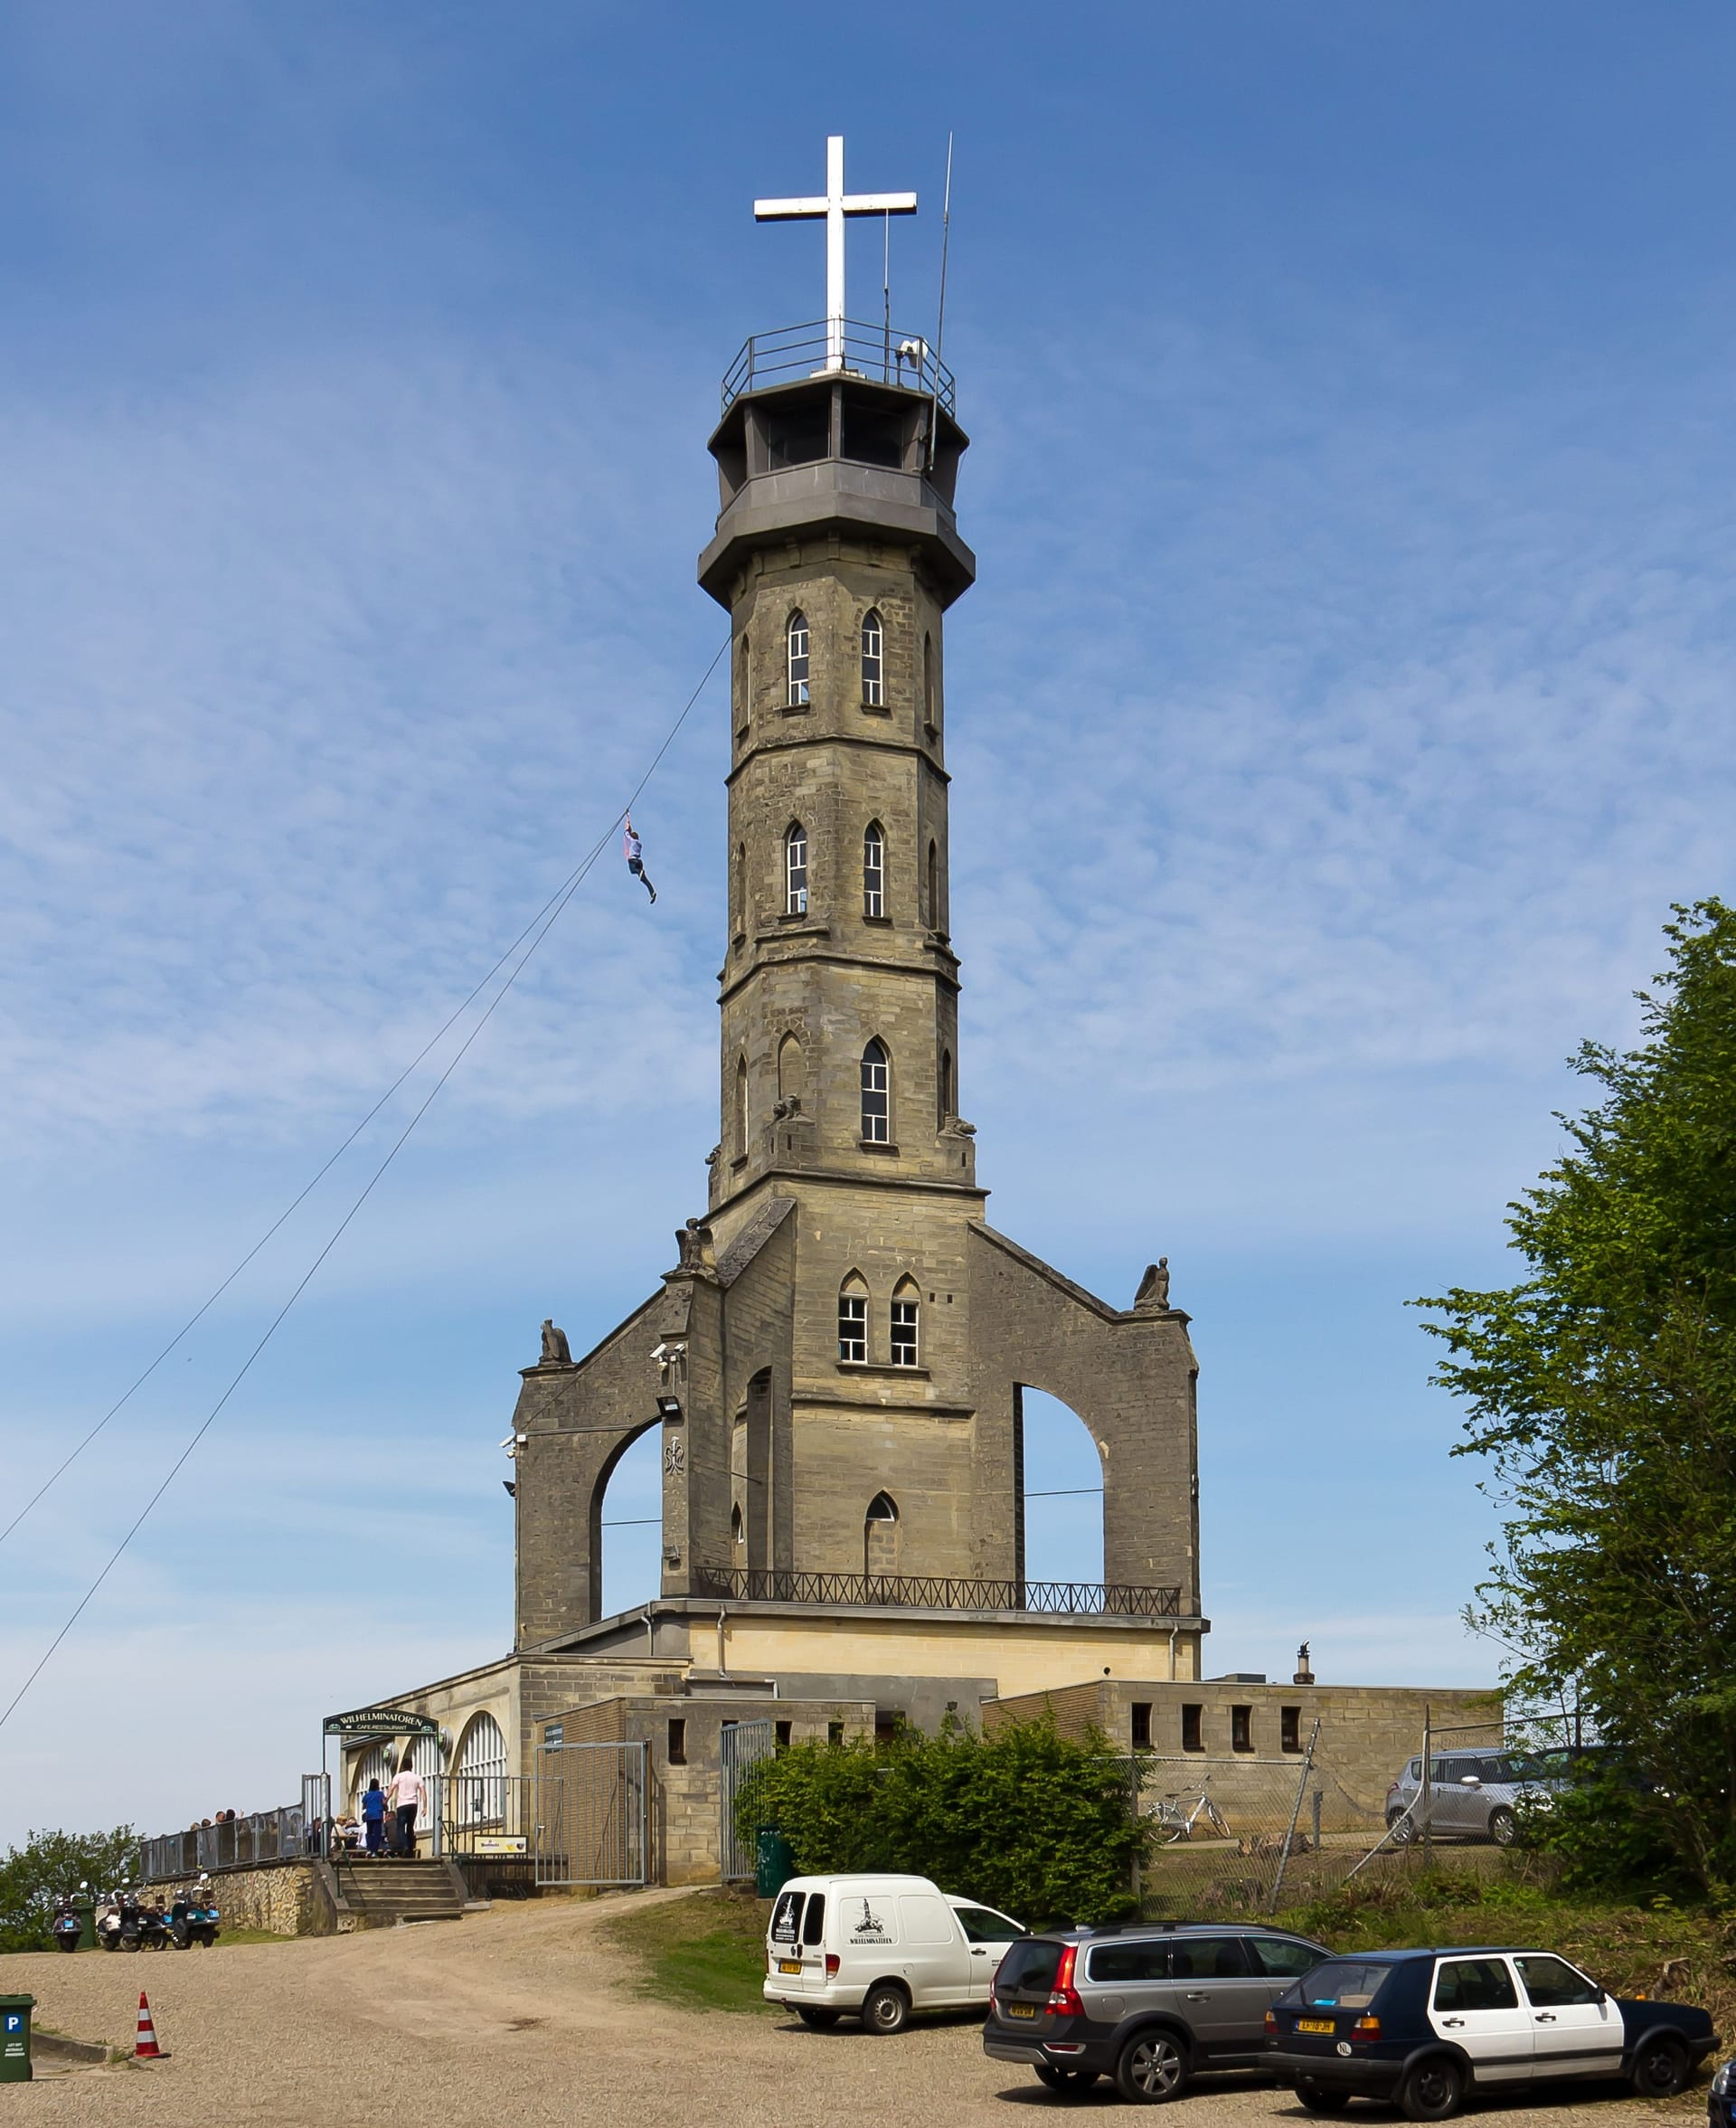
[764,1873,1025,2033]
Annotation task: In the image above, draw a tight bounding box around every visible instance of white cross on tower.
[755,136,918,375]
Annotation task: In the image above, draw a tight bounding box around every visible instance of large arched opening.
[1014,1386,1105,1590]
[593,1423,662,1619]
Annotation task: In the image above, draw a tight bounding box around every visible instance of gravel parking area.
[2,1891,1691,2126]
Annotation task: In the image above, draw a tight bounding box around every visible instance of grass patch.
[601,1889,773,2015]
[1274,1868,1736,2056]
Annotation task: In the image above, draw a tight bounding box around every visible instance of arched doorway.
[1015,1386,1105,1589]
[595,1423,662,1618]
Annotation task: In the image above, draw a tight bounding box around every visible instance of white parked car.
[764,1873,1026,2033]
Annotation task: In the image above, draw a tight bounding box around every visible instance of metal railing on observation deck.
[721,318,957,415]
[691,1565,1184,1618]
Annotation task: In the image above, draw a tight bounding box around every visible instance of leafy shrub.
[0,1826,136,1954]
[734,1712,1145,1926]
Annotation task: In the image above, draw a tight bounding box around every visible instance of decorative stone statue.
[1135,1257,1171,1310]
[675,1217,718,1274]
[539,1319,572,1366]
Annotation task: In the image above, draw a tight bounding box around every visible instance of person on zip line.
[624,814,656,903]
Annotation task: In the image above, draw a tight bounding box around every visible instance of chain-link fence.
[1128,1711,1585,1918]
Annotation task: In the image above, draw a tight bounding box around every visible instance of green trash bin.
[754,1828,795,1898]
[0,1996,34,2084]
[75,1896,97,1952]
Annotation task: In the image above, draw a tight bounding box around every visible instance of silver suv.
[1385,1748,1561,1847]
[983,1922,1331,2101]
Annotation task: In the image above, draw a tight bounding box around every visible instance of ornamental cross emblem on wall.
[664,1436,686,1479]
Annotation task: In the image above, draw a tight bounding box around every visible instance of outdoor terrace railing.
[690,1566,1184,1618]
[721,317,956,414]
[137,1802,310,1885]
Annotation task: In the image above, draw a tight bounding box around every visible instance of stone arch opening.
[451,1710,509,1830]
[864,1490,900,1579]
[1014,1385,1106,1591]
[777,1032,804,1107]
[591,1417,662,1620]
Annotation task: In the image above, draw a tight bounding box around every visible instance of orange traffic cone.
[134,1991,164,2059]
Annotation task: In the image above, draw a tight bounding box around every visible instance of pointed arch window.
[777,1033,803,1107]
[838,1272,869,1364]
[860,609,884,706]
[786,610,810,707]
[863,821,884,919]
[891,1279,920,1368]
[734,1055,749,1160]
[785,822,807,915]
[737,630,751,733]
[731,1502,744,1546]
[860,1037,890,1144]
[922,631,938,731]
[926,840,939,930]
[864,1490,900,1578]
[732,840,747,942]
[939,1047,954,1127]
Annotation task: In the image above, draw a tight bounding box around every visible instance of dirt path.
[3,1894,1689,2125]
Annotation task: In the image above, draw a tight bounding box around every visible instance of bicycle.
[1150,1790,1231,1843]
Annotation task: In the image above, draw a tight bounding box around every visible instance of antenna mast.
[928,132,954,471]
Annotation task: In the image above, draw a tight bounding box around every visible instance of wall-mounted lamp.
[663,1546,683,1567]
[502,1480,516,1498]
[656,1395,682,1421]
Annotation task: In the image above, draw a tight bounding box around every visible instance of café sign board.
[323,1707,439,1740]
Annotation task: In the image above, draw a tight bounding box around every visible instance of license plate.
[1297,2018,1335,2034]
[778,1960,802,1975]
[1006,2002,1037,2020]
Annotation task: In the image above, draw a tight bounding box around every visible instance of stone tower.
[508,155,1206,1689]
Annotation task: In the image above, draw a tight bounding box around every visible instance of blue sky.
[4,1,1735,1846]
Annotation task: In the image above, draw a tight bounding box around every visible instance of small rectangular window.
[1231,1705,1253,1753]
[667,1718,685,1766]
[890,1299,919,1367]
[542,1723,563,1749]
[838,1291,867,1363]
[827,1720,844,1746]
[800,1892,826,1945]
[1280,1707,1301,1753]
[1181,1703,1203,1753]
[1130,1702,1152,1751]
[775,1720,792,1751]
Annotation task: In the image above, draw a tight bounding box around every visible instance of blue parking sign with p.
[4,2014,20,2033]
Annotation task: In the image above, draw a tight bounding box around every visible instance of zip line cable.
[0,638,726,1732]
[0,638,726,1552]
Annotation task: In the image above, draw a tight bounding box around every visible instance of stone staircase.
[330,1857,468,1929]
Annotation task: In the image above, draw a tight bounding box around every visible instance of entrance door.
[1429,1955,1533,2085]
[1165,1935,1273,2058]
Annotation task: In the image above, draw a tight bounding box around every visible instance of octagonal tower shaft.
[698,373,977,1223]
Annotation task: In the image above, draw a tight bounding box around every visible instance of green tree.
[1419,899,1736,1891]
[736,1713,1146,1925]
[0,1826,137,1954]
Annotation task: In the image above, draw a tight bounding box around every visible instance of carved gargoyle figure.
[539,1318,573,1365]
[675,1217,719,1274]
[939,1114,976,1137]
[1134,1257,1171,1310]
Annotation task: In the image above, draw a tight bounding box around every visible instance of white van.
[764,1873,1026,2033]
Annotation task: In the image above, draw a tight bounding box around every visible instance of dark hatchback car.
[1266,1945,1716,2120]
[983,1922,1331,2101]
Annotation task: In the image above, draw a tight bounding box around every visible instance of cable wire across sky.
[0,637,727,1736]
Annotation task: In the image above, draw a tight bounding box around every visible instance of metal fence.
[720,1719,776,1882]
[137,1802,311,1885]
[534,1743,648,1888]
[692,1565,1183,1617]
[721,317,957,413]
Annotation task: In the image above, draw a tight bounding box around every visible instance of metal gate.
[720,1719,775,1881]
[534,1743,647,1887]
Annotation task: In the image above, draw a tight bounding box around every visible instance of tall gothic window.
[939,1046,954,1126]
[785,822,807,915]
[737,630,750,733]
[864,1490,899,1578]
[863,822,884,918]
[734,1055,749,1159]
[838,1273,869,1363]
[926,839,939,930]
[777,1033,803,1106]
[891,1280,920,1367]
[786,610,810,706]
[732,840,747,941]
[922,631,937,730]
[860,609,884,705]
[860,1037,890,1143]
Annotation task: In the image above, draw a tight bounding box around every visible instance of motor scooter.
[95,1886,135,1951]
[50,1893,82,1953]
[170,1877,221,1949]
[137,1896,171,1951]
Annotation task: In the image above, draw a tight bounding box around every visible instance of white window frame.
[838,1288,868,1363]
[890,1297,919,1367]
[861,609,883,705]
[860,1040,889,1143]
[785,824,807,915]
[787,610,810,706]
[863,823,884,919]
